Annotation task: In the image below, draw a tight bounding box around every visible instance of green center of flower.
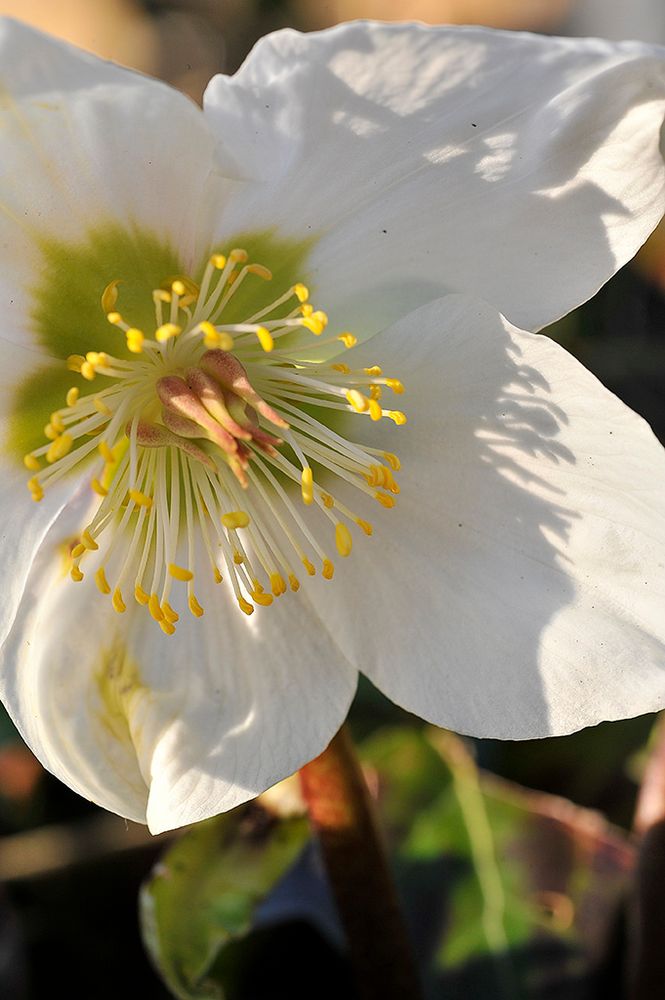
[24,246,405,632]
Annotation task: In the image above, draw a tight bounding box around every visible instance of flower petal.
[205,21,665,333]
[0,17,223,280]
[0,513,357,831]
[305,294,665,738]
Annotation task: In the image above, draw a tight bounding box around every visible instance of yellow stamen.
[71,543,85,559]
[301,467,314,506]
[155,323,181,343]
[368,400,382,422]
[106,311,123,326]
[221,511,250,530]
[229,248,248,264]
[383,452,401,471]
[46,434,73,463]
[338,332,357,349]
[91,478,108,497]
[112,588,126,613]
[148,593,164,621]
[387,410,407,425]
[270,573,286,596]
[238,598,254,616]
[23,454,41,471]
[168,563,194,582]
[252,591,274,607]
[189,594,204,617]
[70,566,84,583]
[256,326,274,352]
[210,253,227,269]
[67,354,85,372]
[101,279,121,313]
[27,477,43,502]
[126,328,145,354]
[162,602,179,624]
[346,390,369,413]
[322,558,335,580]
[95,567,111,595]
[82,529,98,551]
[134,585,150,606]
[302,557,316,576]
[93,396,112,416]
[129,489,153,508]
[247,263,272,280]
[321,492,334,509]
[365,366,382,376]
[98,441,115,463]
[335,523,353,557]
[356,518,373,536]
[293,283,309,303]
[66,387,80,407]
[375,492,395,508]
[159,619,176,636]
[289,574,300,592]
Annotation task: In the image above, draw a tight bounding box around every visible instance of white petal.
[0,514,357,831]
[0,17,224,272]
[305,294,665,738]
[205,22,665,333]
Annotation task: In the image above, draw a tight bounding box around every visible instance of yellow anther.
[229,248,248,263]
[293,283,309,303]
[301,467,314,506]
[288,574,300,592]
[91,478,108,497]
[302,557,316,576]
[171,279,186,296]
[375,492,395,508]
[44,423,58,441]
[66,387,80,407]
[332,363,351,374]
[221,510,250,530]
[80,361,96,381]
[67,354,85,372]
[233,551,244,565]
[247,263,272,280]
[101,279,121,313]
[87,352,108,366]
[321,492,335,509]
[322,559,335,580]
[238,598,254,616]
[98,441,115,463]
[335,523,353,557]
[112,588,126,614]
[387,410,407,425]
[82,530,98,551]
[27,477,43,502]
[148,593,164,621]
[162,602,179,624]
[95,567,111,595]
[126,328,145,354]
[252,579,264,594]
[168,563,194,582]
[270,573,286,596]
[311,310,328,329]
[252,591,274,607]
[129,489,153,508]
[50,411,65,434]
[189,594,205,617]
[210,253,227,270]
[364,366,382,376]
[256,326,274,352]
[213,567,223,584]
[385,378,404,395]
[106,311,123,326]
[71,543,86,559]
[369,385,382,401]
[23,454,41,471]
[46,434,73,464]
[93,396,112,416]
[301,316,325,335]
[199,321,220,347]
[346,390,369,413]
[155,323,181,343]
[383,452,401,471]
[300,303,313,317]
[134,584,150,605]
[356,518,374,536]
[163,275,199,299]
[70,566,84,583]
[338,332,357,349]
[153,288,171,304]
[159,619,176,636]
[368,400,383,422]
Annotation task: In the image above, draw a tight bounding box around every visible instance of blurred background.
[1,2,664,998]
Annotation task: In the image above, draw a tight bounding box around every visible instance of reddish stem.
[299,725,422,1000]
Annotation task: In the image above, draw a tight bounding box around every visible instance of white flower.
[0,18,664,833]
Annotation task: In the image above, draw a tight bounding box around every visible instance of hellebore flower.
[1,18,665,833]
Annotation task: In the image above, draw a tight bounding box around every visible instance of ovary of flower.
[24,252,405,630]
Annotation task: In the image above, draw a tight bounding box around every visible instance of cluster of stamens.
[24,247,405,633]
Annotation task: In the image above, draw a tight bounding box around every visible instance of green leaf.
[140,805,310,1000]
[361,727,634,999]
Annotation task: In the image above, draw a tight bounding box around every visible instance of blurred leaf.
[362,727,634,999]
[140,805,310,1000]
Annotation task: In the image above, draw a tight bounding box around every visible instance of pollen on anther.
[301,467,314,506]
[221,511,250,530]
[322,559,335,580]
[112,588,126,613]
[335,523,353,557]
[189,594,204,617]
[95,567,111,595]
[129,489,153,508]
[168,563,194,582]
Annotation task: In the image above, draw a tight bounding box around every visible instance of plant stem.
[298,725,423,1000]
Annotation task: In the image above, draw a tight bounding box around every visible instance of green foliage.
[140,807,310,1000]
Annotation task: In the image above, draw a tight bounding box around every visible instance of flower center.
[24,247,405,633]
